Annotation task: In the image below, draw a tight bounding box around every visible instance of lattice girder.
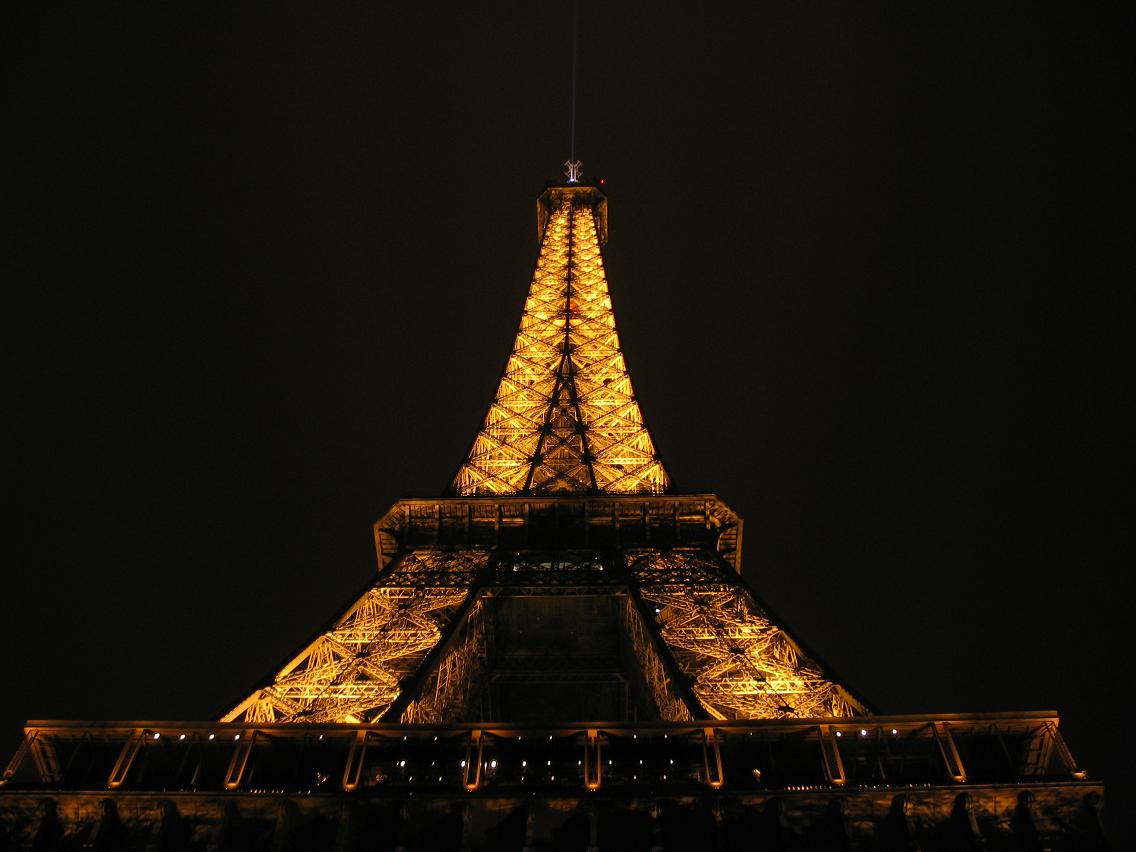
[618,596,695,722]
[398,598,491,724]
[223,550,488,724]
[452,185,669,496]
[628,549,866,721]
[227,490,860,725]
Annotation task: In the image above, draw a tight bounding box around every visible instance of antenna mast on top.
[565,0,582,183]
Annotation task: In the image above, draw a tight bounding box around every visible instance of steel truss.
[628,549,867,720]
[226,533,865,725]
[618,595,695,722]
[223,550,487,724]
[452,185,668,496]
[399,598,491,724]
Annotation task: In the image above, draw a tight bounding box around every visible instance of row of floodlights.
[148,728,903,743]
[452,758,677,772]
[383,774,676,783]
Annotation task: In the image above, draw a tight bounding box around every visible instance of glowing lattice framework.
[224,180,866,728]
[451,185,669,495]
[399,599,490,724]
[618,596,694,722]
[629,550,866,720]
[224,550,486,724]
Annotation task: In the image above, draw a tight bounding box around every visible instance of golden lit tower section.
[451,184,669,496]
[219,180,865,728]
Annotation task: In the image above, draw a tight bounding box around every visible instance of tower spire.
[450,184,669,495]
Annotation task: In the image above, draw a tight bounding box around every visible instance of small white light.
[234,734,241,741]
[669,759,674,765]
[153,733,160,740]
[522,760,527,767]
[860,729,868,737]
[208,734,215,741]
[639,759,643,764]
[547,760,552,766]
[399,760,406,767]
[490,760,497,768]
[608,759,612,765]
[891,729,898,735]
[835,731,842,737]
[178,734,185,741]
[434,736,438,741]
[577,760,582,766]
[318,734,323,740]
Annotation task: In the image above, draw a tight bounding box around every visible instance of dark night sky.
[7,2,1131,839]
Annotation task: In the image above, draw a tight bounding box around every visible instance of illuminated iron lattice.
[451,185,669,495]
[224,551,486,724]
[399,598,490,724]
[618,596,694,722]
[629,550,866,720]
[224,184,865,729]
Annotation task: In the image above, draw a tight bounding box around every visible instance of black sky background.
[7,2,1131,839]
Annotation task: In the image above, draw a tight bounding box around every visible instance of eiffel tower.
[0,172,1107,851]
[222,177,865,731]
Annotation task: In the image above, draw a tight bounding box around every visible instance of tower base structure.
[1,495,1107,848]
[1,714,1105,850]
